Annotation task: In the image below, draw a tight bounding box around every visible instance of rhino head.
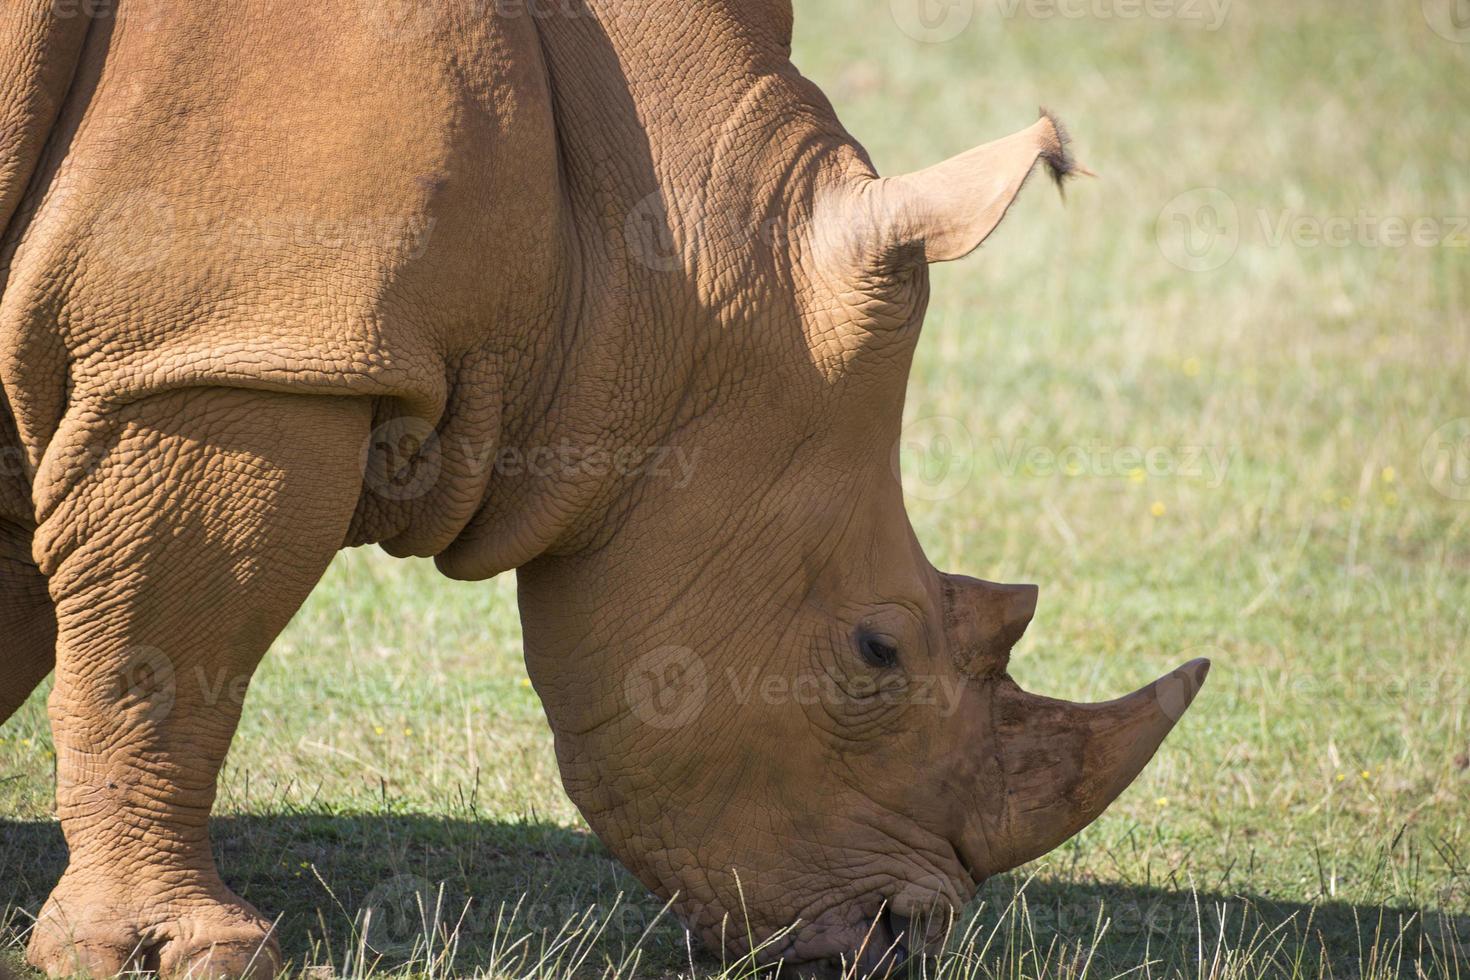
[492,6,1209,971]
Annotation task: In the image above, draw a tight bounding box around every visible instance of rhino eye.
[856,631,899,669]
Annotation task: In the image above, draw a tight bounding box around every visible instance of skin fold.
[0,1,1208,975]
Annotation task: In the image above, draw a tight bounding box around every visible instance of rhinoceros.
[0,0,1208,975]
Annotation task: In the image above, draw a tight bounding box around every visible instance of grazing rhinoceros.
[0,0,1208,975]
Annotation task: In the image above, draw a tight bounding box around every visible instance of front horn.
[984,658,1210,872]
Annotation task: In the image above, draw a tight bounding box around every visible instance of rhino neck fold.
[437,1,869,579]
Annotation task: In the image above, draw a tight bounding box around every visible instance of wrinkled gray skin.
[0,0,1206,975]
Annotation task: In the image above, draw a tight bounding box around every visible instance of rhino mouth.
[858,906,915,974]
[810,904,917,977]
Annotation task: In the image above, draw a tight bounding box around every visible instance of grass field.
[3,0,1469,977]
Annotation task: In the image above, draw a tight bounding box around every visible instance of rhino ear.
[862,111,1091,265]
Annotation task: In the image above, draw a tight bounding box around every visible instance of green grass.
[3,0,1469,976]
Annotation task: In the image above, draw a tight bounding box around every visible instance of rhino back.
[0,2,570,551]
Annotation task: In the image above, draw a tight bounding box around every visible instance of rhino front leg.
[26,388,371,980]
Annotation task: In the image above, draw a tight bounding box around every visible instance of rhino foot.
[27,874,281,980]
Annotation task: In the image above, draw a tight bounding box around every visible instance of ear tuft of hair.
[1037,106,1096,195]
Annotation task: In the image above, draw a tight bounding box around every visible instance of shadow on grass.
[2,815,1467,977]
